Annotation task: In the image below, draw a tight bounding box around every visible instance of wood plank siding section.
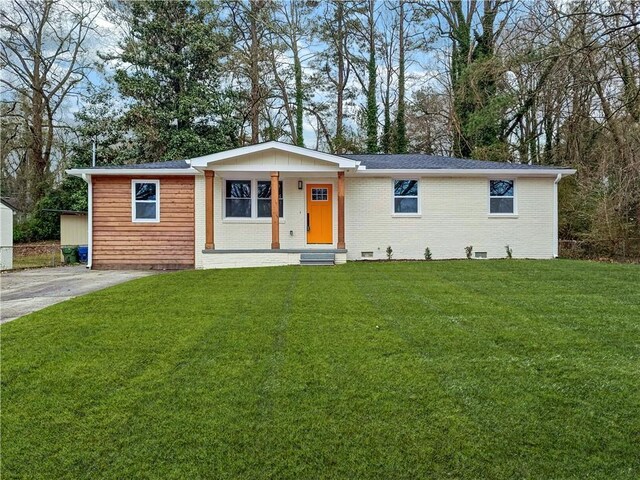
[92,175,195,269]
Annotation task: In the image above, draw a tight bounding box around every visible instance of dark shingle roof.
[342,153,572,170]
[1,197,18,210]
[82,151,571,171]
[86,159,190,169]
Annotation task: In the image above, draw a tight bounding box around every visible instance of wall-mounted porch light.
[297,180,303,190]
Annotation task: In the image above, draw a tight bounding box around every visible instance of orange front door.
[306,184,333,244]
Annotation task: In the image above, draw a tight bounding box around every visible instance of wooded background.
[1,0,639,258]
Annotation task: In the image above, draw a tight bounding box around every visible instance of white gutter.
[80,174,93,269]
[553,173,563,258]
[66,168,198,177]
[349,168,577,177]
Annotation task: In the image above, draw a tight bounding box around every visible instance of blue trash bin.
[77,245,88,263]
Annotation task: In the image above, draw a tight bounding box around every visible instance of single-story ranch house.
[67,141,575,269]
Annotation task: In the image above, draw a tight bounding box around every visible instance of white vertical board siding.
[207,150,344,172]
[345,176,555,260]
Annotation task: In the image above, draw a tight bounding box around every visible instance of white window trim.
[392,178,421,216]
[223,178,285,221]
[131,179,160,223]
[488,178,518,217]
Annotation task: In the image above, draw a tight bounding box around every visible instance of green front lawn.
[2,260,639,479]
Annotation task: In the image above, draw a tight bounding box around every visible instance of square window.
[135,182,156,201]
[311,188,328,201]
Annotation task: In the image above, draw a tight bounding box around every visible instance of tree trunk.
[365,0,378,153]
[335,1,345,153]
[293,45,304,147]
[394,0,407,154]
[249,0,262,144]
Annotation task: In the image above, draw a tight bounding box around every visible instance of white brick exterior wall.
[345,176,555,260]
[195,172,556,268]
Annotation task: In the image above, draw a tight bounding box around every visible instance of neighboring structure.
[60,211,88,247]
[67,141,576,270]
[0,198,16,270]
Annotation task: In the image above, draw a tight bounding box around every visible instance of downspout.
[553,173,562,258]
[82,174,93,269]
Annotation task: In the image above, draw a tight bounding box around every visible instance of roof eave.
[66,168,198,177]
[349,168,576,176]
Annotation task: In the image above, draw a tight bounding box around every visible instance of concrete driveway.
[1,266,155,323]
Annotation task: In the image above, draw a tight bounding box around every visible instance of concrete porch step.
[300,252,335,266]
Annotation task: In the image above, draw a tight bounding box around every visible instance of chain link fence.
[12,242,63,269]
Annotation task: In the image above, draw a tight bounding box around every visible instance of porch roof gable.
[188,141,361,171]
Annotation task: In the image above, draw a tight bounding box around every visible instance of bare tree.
[225,0,272,145]
[268,0,316,147]
[314,0,354,154]
[0,0,101,208]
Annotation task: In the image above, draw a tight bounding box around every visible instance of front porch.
[200,248,348,269]
[189,142,360,269]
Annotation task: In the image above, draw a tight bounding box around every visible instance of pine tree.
[112,0,239,161]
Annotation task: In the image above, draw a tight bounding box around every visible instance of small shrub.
[386,246,393,260]
[465,245,473,259]
[424,247,432,260]
[505,245,513,259]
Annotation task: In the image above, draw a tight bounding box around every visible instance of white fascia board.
[188,141,360,169]
[66,168,199,177]
[193,164,350,173]
[348,168,576,177]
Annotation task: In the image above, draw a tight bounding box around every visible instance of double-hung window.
[225,179,284,219]
[132,180,159,222]
[489,180,515,214]
[257,181,283,218]
[393,180,419,214]
[225,180,252,217]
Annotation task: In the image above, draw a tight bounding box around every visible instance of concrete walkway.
[1,266,154,323]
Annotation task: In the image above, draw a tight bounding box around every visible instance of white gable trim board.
[188,141,360,170]
[67,142,575,269]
